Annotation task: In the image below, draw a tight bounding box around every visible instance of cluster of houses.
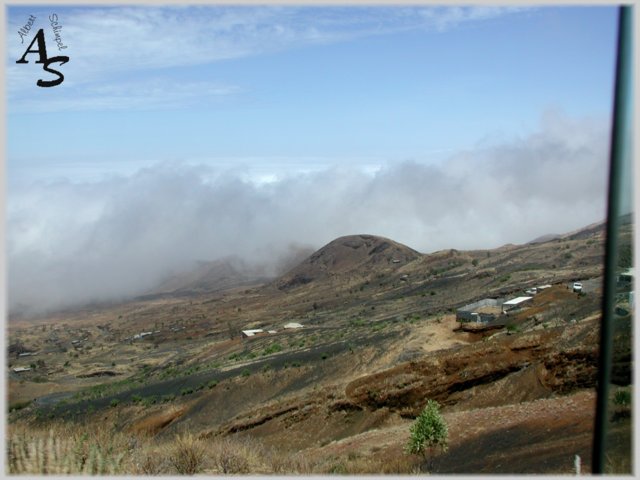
[13,366,32,373]
[241,322,304,339]
[132,331,155,340]
[618,268,634,307]
[456,284,553,324]
[12,351,40,373]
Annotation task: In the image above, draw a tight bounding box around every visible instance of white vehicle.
[572,282,583,293]
[525,288,538,295]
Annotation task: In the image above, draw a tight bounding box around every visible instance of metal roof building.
[502,296,533,313]
[241,329,265,338]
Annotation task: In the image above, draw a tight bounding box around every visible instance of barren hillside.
[6,220,632,474]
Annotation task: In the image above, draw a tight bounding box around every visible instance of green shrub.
[618,243,633,268]
[328,462,347,474]
[208,380,218,389]
[614,389,631,407]
[9,400,32,412]
[406,400,448,472]
[372,322,387,332]
[262,343,283,356]
[110,399,119,408]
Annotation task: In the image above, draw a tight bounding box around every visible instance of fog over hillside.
[8,112,608,314]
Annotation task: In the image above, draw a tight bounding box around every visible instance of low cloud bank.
[8,112,608,314]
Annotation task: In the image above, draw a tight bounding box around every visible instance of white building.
[283,322,304,330]
[502,296,533,314]
[241,329,265,338]
[133,332,153,340]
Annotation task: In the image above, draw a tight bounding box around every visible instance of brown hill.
[275,234,421,290]
[563,220,606,241]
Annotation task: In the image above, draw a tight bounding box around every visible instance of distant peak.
[275,233,421,291]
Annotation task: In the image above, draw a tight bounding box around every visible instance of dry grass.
[6,425,396,475]
[605,452,633,474]
[210,438,251,474]
[267,449,317,474]
[7,421,131,474]
[169,433,207,474]
[135,449,171,475]
[8,419,336,475]
[308,450,421,474]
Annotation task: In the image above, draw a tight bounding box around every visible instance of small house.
[456,298,501,323]
[502,296,533,314]
[133,332,153,340]
[241,329,265,338]
[618,268,634,289]
[283,322,304,330]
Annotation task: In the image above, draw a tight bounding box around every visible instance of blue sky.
[7,6,616,180]
[5,5,621,313]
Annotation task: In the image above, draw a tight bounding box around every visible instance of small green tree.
[614,389,631,407]
[406,399,448,472]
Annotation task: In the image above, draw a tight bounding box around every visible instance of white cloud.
[8,110,607,314]
[9,78,241,112]
[7,6,531,110]
[418,6,529,32]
